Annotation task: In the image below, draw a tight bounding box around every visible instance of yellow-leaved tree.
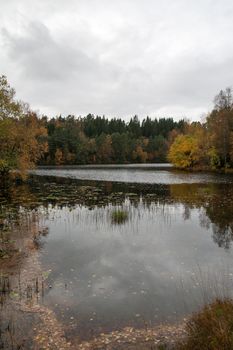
[0,75,47,178]
[168,134,200,168]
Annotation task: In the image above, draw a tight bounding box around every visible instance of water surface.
[1,166,233,343]
[33,164,233,184]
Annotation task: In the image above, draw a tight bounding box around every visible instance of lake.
[1,164,233,345]
[33,164,233,184]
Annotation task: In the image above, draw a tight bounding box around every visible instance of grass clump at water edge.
[111,209,129,224]
[177,298,233,350]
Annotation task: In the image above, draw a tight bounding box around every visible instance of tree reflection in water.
[170,183,233,249]
[1,178,233,250]
[1,176,233,345]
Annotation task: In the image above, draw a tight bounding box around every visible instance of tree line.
[0,75,184,175]
[42,114,184,165]
[1,74,233,177]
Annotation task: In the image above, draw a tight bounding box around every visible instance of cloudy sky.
[1,0,233,121]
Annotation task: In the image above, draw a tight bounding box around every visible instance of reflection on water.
[1,172,233,342]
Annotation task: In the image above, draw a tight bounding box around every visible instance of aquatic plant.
[111,209,129,224]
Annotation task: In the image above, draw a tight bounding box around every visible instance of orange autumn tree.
[0,75,47,178]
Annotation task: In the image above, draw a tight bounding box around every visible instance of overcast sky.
[1,0,233,121]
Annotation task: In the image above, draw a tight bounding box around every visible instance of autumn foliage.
[168,135,199,168]
[1,75,233,173]
[169,88,233,169]
[0,75,47,177]
[178,299,233,350]
[41,115,184,165]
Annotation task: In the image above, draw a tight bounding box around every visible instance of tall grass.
[177,298,233,350]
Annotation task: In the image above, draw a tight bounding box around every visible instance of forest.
[1,74,233,176]
[42,114,184,165]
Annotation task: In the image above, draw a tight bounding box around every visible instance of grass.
[177,299,233,350]
[111,209,129,224]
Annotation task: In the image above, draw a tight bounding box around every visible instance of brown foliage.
[178,299,233,350]
[0,76,47,177]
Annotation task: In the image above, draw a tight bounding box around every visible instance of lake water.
[32,164,233,184]
[1,165,233,343]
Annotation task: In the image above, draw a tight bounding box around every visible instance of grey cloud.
[1,0,233,119]
[2,22,94,81]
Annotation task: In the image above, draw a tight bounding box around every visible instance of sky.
[1,0,233,121]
